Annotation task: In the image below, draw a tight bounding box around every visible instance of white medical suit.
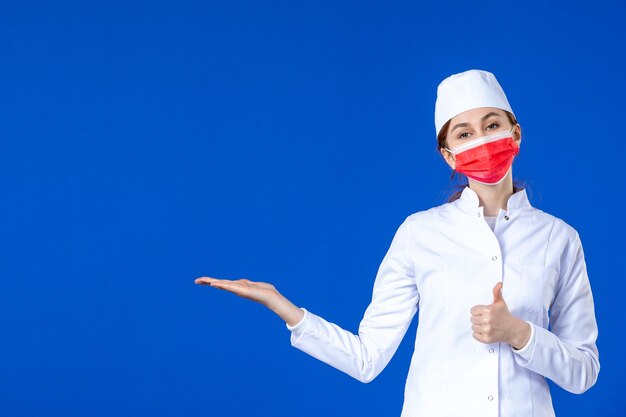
[286,187,599,417]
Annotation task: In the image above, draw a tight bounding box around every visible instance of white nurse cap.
[434,69,515,137]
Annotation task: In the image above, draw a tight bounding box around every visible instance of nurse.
[196,70,600,417]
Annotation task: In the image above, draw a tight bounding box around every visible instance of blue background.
[1,1,624,416]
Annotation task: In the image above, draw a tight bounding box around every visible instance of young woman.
[196,70,600,417]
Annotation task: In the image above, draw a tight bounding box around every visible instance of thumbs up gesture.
[470,282,531,349]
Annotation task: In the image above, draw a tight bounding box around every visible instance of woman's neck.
[468,173,515,216]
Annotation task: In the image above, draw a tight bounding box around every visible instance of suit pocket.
[519,263,558,318]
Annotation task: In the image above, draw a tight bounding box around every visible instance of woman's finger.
[210,280,251,297]
[195,277,219,285]
[472,324,490,333]
[195,277,239,285]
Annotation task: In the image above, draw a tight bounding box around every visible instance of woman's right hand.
[195,277,280,307]
[195,276,305,327]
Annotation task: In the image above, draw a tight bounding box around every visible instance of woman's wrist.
[266,292,305,327]
[509,317,531,350]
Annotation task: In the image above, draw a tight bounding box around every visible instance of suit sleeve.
[286,218,419,383]
[512,232,600,394]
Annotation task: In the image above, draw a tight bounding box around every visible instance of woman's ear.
[514,124,522,148]
[440,147,456,170]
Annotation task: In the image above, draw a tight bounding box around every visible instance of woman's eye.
[486,123,499,130]
[458,132,471,139]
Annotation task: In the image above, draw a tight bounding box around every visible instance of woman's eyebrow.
[451,112,504,133]
[481,111,502,121]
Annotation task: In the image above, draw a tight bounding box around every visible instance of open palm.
[195,277,279,307]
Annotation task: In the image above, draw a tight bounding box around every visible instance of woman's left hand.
[470,282,531,349]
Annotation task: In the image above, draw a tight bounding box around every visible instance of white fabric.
[286,187,599,417]
[435,70,514,136]
[484,215,497,231]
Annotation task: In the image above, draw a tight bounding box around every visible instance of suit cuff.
[285,307,309,335]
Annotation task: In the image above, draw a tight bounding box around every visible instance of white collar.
[456,186,532,215]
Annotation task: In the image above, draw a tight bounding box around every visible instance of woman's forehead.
[449,107,507,125]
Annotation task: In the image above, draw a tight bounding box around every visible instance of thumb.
[492,282,504,304]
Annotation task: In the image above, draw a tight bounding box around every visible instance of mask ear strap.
[443,147,456,165]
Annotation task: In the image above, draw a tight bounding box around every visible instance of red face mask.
[445,127,520,185]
